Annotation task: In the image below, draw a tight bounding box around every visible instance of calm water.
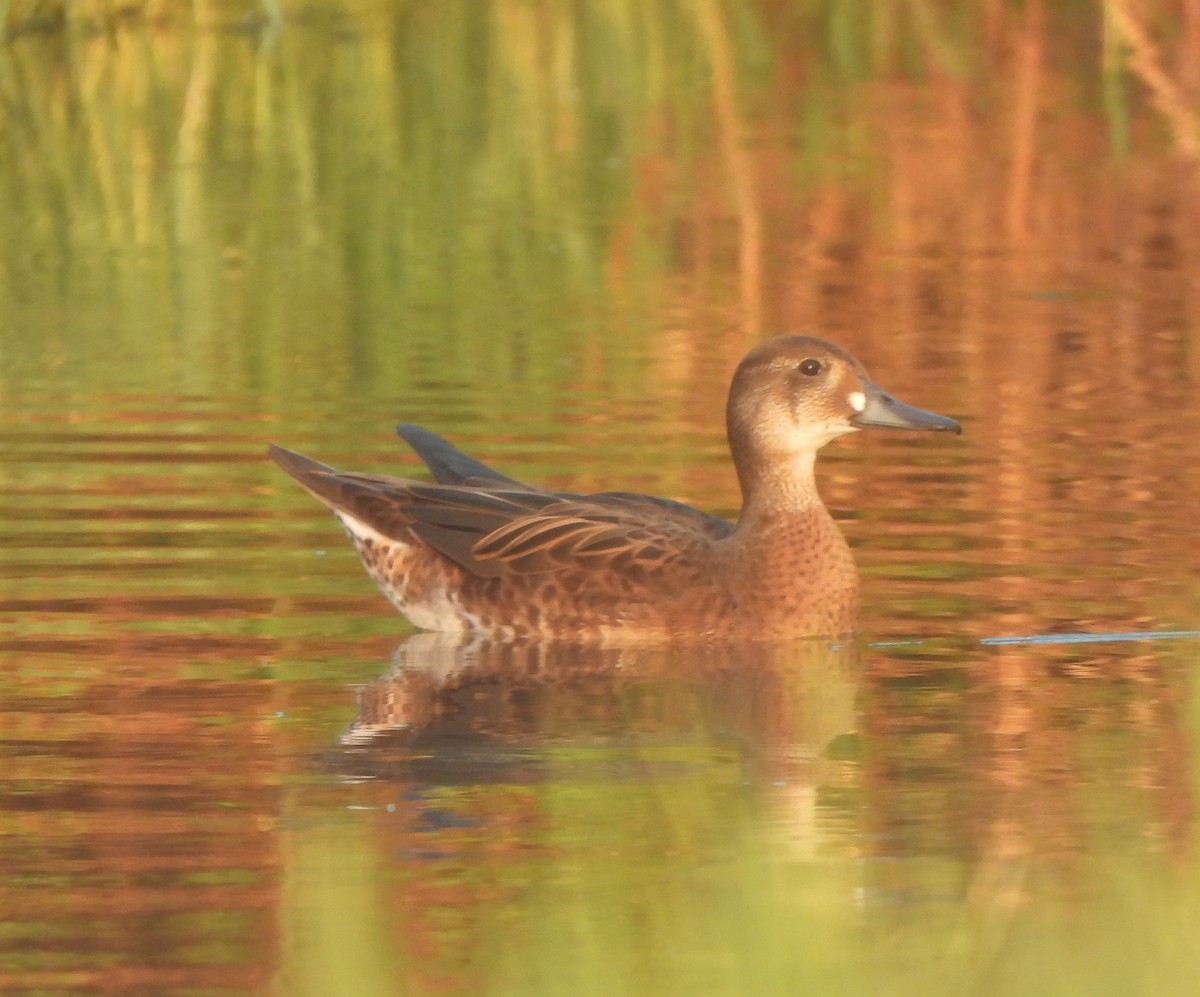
[3,4,1200,995]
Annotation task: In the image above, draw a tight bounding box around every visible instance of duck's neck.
[734,449,825,523]
[729,447,855,585]
[725,449,858,636]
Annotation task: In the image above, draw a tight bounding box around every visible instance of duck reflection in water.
[330,633,861,799]
[270,336,960,641]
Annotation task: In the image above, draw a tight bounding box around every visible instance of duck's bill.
[852,384,962,434]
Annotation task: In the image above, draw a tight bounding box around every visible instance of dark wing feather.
[396,424,529,489]
[396,425,734,540]
[587,491,734,541]
[268,442,732,583]
[469,498,718,575]
[398,484,561,577]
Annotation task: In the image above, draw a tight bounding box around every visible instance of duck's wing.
[396,424,528,489]
[269,444,733,581]
[270,444,557,577]
[465,493,733,578]
[395,426,734,539]
[586,491,735,543]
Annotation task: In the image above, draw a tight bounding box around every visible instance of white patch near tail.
[333,511,476,634]
[333,512,398,550]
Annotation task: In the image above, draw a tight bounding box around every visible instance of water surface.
[2,3,1200,995]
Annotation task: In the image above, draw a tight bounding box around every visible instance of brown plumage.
[269,335,961,640]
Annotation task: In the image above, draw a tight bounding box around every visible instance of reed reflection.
[291,632,1200,996]
[859,634,1198,918]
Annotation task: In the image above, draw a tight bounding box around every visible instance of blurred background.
[2,1,1200,994]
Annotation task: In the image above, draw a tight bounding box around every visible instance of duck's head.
[727,335,961,492]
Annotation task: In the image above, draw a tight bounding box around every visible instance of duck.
[269,335,961,641]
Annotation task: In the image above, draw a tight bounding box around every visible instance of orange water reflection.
[2,1,1200,993]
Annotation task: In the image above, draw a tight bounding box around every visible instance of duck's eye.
[799,358,822,376]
